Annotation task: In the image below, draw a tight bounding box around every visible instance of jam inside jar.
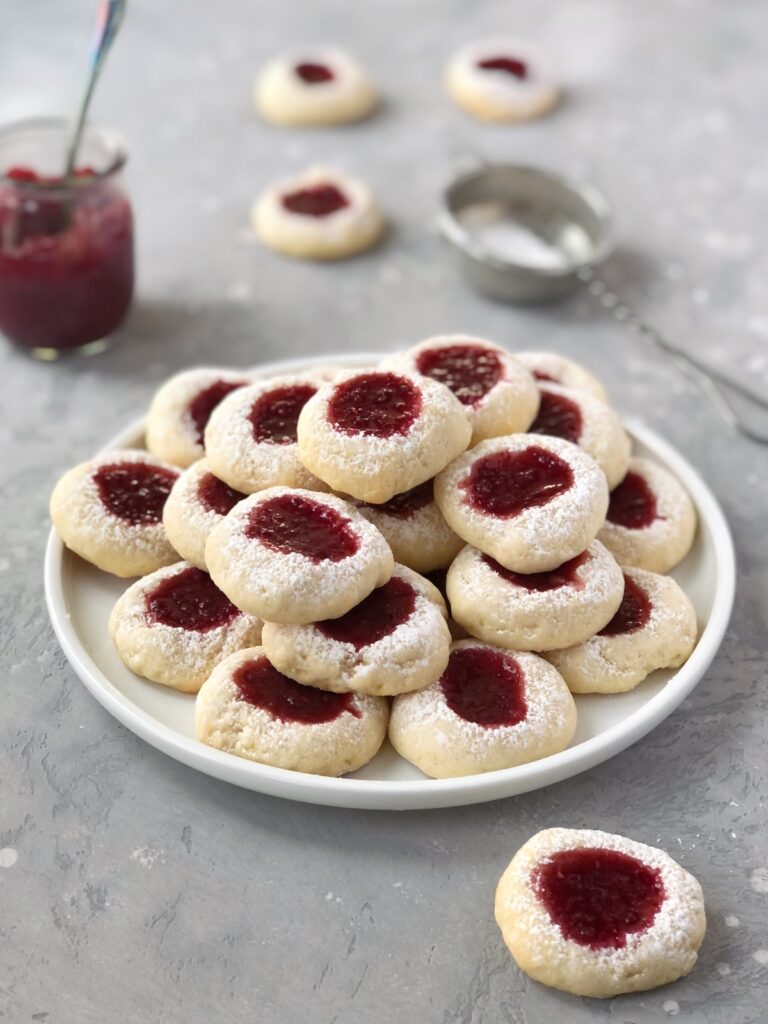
[0,117,134,359]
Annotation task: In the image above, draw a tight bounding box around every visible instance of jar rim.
[0,116,128,189]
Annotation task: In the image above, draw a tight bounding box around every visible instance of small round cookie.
[495,827,706,998]
[445,39,560,123]
[544,567,698,694]
[297,369,472,503]
[196,647,388,776]
[447,540,624,652]
[109,562,262,692]
[434,434,609,572]
[383,335,539,445]
[204,375,328,494]
[251,166,384,261]
[162,460,246,570]
[598,458,697,573]
[528,381,630,489]
[255,49,377,127]
[205,487,393,624]
[389,640,576,778]
[262,565,451,696]
[145,368,252,468]
[515,351,608,402]
[353,479,463,573]
[50,450,180,577]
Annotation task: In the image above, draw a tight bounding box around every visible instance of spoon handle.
[63,0,127,180]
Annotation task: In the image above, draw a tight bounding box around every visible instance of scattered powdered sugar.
[663,1000,680,1016]
[0,848,18,868]
[130,846,165,868]
[724,914,740,928]
[749,867,768,894]
[752,949,768,966]
[715,962,731,976]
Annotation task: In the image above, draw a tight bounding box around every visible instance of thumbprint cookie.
[515,351,608,402]
[445,39,560,123]
[255,49,377,127]
[162,459,246,570]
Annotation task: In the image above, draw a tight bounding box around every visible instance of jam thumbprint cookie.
[50,450,179,577]
[495,828,706,997]
[195,647,388,776]
[389,640,576,777]
[162,460,246,570]
[447,540,624,652]
[297,369,472,503]
[145,368,251,468]
[528,382,631,489]
[255,48,377,127]
[109,562,262,692]
[434,434,608,573]
[205,487,393,624]
[382,335,539,445]
[599,457,697,574]
[445,39,560,123]
[515,351,609,402]
[252,166,384,261]
[204,375,328,493]
[544,567,697,694]
[262,565,451,696]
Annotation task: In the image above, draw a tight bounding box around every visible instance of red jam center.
[533,370,559,383]
[94,461,178,525]
[477,56,528,79]
[359,480,433,519]
[233,656,360,724]
[146,566,240,632]
[188,379,248,445]
[415,344,503,407]
[281,185,350,217]
[599,574,652,636]
[530,389,583,444]
[607,471,659,529]
[533,847,665,950]
[440,646,527,728]
[484,550,590,592]
[197,473,245,517]
[295,62,335,84]
[328,372,422,438]
[462,446,574,518]
[245,493,359,562]
[317,576,417,649]
[249,383,317,444]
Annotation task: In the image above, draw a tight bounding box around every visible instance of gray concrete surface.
[1,1,767,1021]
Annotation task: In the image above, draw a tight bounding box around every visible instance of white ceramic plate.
[44,353,735,810]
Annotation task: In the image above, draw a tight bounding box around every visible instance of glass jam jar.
[0,117,134,359]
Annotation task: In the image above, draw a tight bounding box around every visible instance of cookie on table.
[252,166,384,261]
[262,565,451,696]
[515,351,608,402]
[495,828,706,998]
[389,640,576,778]
[51,450,179,577]
[205,487,393,624]
[196,647,388,776]
[445,39,560,123]
[447,540,624,652]
[599,457,697,573]
[297,368,472,503]
[434,434,608,572]
[162,459,246,570]
[255,49,377,126]
[204,375,328,494]
[543,567,697,694]
[109,562,262,693]
[145,368,251,468]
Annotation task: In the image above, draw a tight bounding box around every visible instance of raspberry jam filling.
[599,574,652,636]
[440,646,527,728]
[197,473,245,517]
[249,383,317,444]
[462,446,574,517]
[234,656,360,724]
[533,847,665,950]
[415,344,503,407]
[328,372,422,438]
[484,550,590,592]
[360,480,433,519]
[281,184,350,217]
[477,56,528,79]
[530,389,583,444]
[245,493,359,562]
[295,62,335,84]
[146,566,240,632]
[317,576,417,649]
[607,471,659,529]
[94,461,178,525]
[188,379,248,445]
[533,370,559,383]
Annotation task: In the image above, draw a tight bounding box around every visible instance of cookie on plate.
[515,351,608,402]
[255,48,377,126]
[162,459,246,570]
[445,39,560,123]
